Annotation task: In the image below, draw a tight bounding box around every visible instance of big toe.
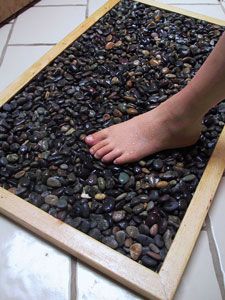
[85,129,107,146]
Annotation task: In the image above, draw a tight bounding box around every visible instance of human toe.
[102,149,122,163]
[85,129,108,146]
[94,145,113,159]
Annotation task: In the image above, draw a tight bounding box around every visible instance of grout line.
[8,43,56,46]
[34,4,87,7]
[71,258,77,300]
[206,216,225,299]
[0,19,16,67]
[219,1,225,14]
[85,0,89,18]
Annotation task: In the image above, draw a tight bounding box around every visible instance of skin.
[85,32,225,165]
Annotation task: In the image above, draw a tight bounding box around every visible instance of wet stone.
[118,172,129,185]
[89,228,102,241]
[115,230,126,246]
[44,194,59,206]
[102,236,118,249]
[6,154,19,163]
[130,243,142,260]
[126,226,139,239]
[112,210,126,222]
[47,177,62,188]
[141,255,158,268]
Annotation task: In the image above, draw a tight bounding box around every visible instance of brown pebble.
[103,113,111,121]
[127,108,138,115]
[79,134,86,141]
[126,80,133,88]
[142,167,150,174]
[113,109,123,117]
[162,67,170,74]
[106,34,113,42]
[112,226,120,235]
[124,96,136,102]
[147,251,161,261]
[156,181,169,188]
[105,42,114,50]
[14,170,26,179]
[130,243,142,260]
[149,58,161,67]
[142,50,150,56]
[111,77,120,85]
[124,237,133,248]
[114,40,122,47]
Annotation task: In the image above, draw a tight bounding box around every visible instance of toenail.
[90,148,94,154]
[86,135,94,142]
[94,153,99,159]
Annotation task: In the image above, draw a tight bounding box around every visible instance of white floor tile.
[174,4,225,19]
[175,231,222,300]
[209,177,225,285]
[36,0,87,5]
[10,6,86,44]
[0,45,51,92]
[156,0,219,4]
[0,215,71,300]
[88,0,108,16]
[0,24,12,57]
[76,262,143,300]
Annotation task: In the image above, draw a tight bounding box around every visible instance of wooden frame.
[0,1,225,299]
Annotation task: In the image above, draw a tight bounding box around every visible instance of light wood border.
[0,1,225,299]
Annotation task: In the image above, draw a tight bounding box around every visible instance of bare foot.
[85,93,203,164]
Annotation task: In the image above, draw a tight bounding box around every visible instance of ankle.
[161,88,203,127]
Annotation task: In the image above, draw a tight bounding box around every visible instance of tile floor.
[0,0,225,299]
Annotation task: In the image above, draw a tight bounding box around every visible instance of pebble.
[115,230,126,246]
[118,172,129,185]
[47,177,62,188]
[141,255,158,268]
[152,159,164,171]
[89,228,102,241]
[112,210,126,222]
[149,243,160,254]
[44,194,59,206]
[6,154,19,163]
[147,251,161,261]
[97,177,106,191]
[105,42,114,50]
[182,174,196,182]
[126,226,139,239]
[136,234,154,246]
[95,193,106,200]
[163,229,173,250]
[102,236,118,249]
[130,243,142,260]
[156,181,169,189]
[149,224,158,236]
